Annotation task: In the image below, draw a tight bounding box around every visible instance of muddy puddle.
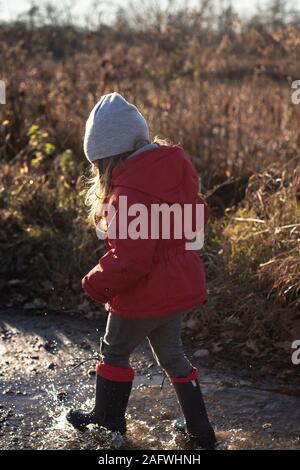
[1,309,300,450]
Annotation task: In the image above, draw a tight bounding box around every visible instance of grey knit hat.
[83,92,150,162]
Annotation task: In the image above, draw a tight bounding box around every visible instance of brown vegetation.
[0,16,299,366]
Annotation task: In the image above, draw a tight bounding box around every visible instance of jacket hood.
[111,146,199,204]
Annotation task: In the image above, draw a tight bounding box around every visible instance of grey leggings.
[100,312,193,378]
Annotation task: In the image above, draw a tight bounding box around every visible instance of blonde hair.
[85,136,173,225]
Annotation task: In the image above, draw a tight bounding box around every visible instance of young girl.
[67,92,216,449]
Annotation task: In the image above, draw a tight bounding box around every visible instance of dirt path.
[0,309,300,450]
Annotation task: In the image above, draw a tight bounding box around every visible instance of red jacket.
[82,145,209,318]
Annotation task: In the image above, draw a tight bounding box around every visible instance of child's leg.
[100,313,171,368]
[67,313,177,433]
[67,314,157,433]
[147,312,216,448]
[146,311,192,377]
[100,314,145,368]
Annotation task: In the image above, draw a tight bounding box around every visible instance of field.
[0,14,300,371]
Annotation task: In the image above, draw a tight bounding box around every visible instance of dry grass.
[0,21,299,365]
[220,164,300,307]
[1,24,300,177]
[191,164,300,367]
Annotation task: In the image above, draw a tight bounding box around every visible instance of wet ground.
[1,309,300,450]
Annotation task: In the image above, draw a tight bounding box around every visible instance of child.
[67,92,216,449]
